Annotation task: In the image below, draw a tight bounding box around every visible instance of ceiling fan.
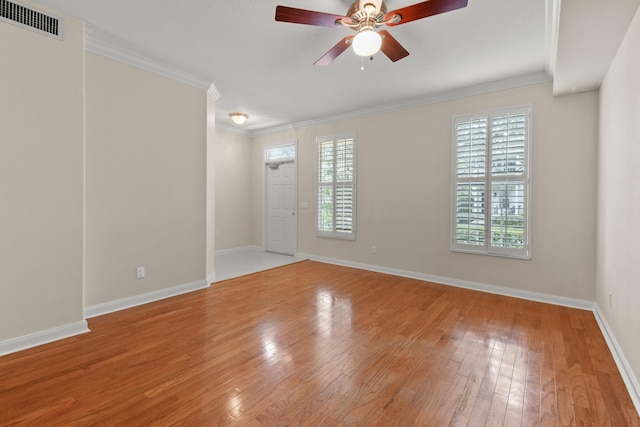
[275,0,468,66]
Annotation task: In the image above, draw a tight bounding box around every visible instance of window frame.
[265,144,296,162]
[451,105,532,259]
[316,133,357,240]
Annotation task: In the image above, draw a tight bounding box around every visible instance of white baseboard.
[298,253,595,310]
[84,279,210,318]
[593,306,640,415]
[215,245,263,256]
[298,253,639,416]
[0,320,90,357]
[206,272,216,284]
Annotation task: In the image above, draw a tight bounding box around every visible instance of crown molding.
[251,70,552,136]
[207,84,221,101]
[84,24,212,90]
[215,122,251,135]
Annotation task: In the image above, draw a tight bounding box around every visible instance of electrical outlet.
[136,267,145,279]
[371,246,376,255]
[609,292,613,308]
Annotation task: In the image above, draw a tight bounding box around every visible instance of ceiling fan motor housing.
[274,0,468,65]
[342,1,401,32]
[347,1,387,23]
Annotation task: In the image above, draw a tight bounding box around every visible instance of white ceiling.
[29,0,639,132]
[553,0,640,95]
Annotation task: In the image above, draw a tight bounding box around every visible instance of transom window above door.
[266,145,296,161]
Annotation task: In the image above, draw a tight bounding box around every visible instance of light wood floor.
[1,261,638,426]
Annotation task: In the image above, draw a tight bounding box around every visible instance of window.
[452,106,531,259]
[266,144,295,161]
[317,134,356,239]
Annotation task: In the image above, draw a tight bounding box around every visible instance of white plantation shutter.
[335,185,353,232]
[317,134,356,239]
[318,140,334,232]
[455,182,486,246]
[452,107,531,258]
[455,117,487,247]
[490,112,527,252]
[457,117,487,178]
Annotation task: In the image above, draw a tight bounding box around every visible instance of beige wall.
[214,128,254,251]
[206,93,217,280]
[252,82,598,300]
[598,6,640,395]
[0,8,85,340]
[84,52,207,306]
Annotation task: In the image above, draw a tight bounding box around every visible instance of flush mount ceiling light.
[229,113,249,125]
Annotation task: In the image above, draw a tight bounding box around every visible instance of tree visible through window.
[452,107,531,259]
[317,134,356,240]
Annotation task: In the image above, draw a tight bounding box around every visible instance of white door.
[266,161,296,255]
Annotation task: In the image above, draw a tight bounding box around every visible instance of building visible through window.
[452,106,531,259]
[317,134,356,240]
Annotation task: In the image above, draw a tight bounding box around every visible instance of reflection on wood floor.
[1,261,638,425]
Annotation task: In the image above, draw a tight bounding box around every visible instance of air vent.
[0,0,62,40]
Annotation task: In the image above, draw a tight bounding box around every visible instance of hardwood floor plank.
[524,349,543,426]
[503,335,529,427]
[0,261,637,426]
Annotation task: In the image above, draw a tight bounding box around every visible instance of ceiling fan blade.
[379,30,409,62]
[275,5,348,27]
[314,36,355,66]
[384,0,468,26]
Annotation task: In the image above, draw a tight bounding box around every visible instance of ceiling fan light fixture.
[229,112,249,125]
[352,29,382,57]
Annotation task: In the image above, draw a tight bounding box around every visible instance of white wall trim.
[215,245,264,256]
[297,253,595,310]
[207,84,221,101]
[206,272,216,285]
[84,24,212,90]
[252,71,552,136]
[84,279,209,319]
[593,306,640,415]
[545,0,560,76]
[297,253,640,415]
[216,123,251,136]
[0,321,90,357]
